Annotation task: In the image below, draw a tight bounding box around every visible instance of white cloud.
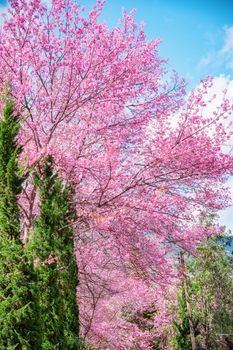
[220,26,233,54]
[202,74,233,114]
[219,26,233,70]
[200,75,233,231]
[198,26,233,72]
[218,176,233,232]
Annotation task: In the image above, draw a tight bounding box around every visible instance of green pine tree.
[0,100,40,349]
[29,156,80,349]
[0,100,22,241]
[173,288,192,350]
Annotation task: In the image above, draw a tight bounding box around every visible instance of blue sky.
[79,0,233,86]
[1,0,233,84]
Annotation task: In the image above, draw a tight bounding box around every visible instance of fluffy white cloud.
[149,74,233,230]
[182,75,233,230]
[220,26,233,70]
[202,74,233,120]
[202,75,233,231]
[218,174,233,233]
[198,26,233,72]
[221,26,233,54]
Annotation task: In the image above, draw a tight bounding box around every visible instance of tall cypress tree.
[173,288,192,350]
[0,100,22,240]
[0,100,40,349]
[30,156,80,349]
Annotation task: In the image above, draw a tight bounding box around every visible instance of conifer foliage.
[0,100,40,349]
[173,288,193,350]
[30,156,80,349]
[0,100,22,240]
[0,102,80,349]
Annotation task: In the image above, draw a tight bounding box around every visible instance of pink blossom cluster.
[0,1,233,348]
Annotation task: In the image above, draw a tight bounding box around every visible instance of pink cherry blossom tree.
[0,1,233,348]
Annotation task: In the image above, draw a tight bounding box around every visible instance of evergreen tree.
[173,233,233,350]
[29,156,80,349]
[0,100,22,240]
[173,288,193,350]
[188,234,233,349]
[0,100,40,349]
